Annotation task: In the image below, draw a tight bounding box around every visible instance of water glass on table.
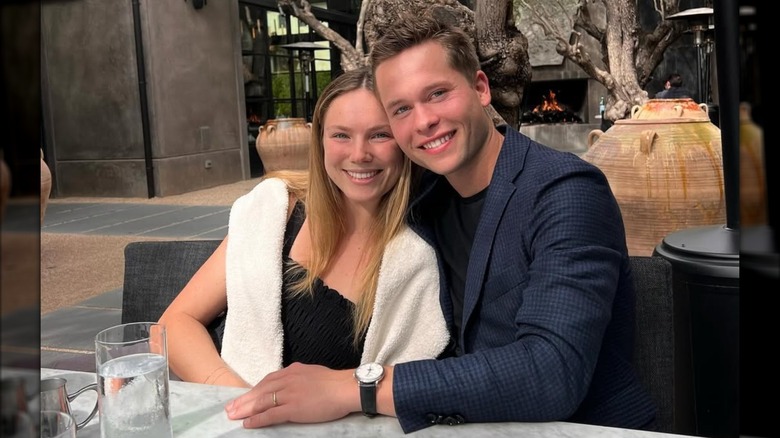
[95,322,172,438]
[40,411,76,438]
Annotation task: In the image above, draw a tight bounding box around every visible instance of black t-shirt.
[433,185,487,349]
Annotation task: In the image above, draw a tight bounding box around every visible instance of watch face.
[356,362,384,383]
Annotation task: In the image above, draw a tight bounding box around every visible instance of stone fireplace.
[518,60,607,156]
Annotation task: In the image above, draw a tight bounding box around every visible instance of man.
[655,73,691,99]
[226,15,656,433]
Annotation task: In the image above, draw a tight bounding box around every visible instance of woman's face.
[321,88,403,212]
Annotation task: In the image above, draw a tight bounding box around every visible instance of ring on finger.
[272,391,278,407]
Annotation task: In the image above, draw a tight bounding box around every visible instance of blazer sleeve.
[392,161,628,432]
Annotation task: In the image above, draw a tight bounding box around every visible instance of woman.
[158,67,449,388]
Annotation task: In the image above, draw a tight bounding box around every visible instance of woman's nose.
[349,140,372,162]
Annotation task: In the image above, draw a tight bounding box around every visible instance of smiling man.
[367,15,657,433]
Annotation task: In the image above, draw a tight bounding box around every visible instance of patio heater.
[280,42,328,122]
[653,1,740,436]
[667,7,715,106]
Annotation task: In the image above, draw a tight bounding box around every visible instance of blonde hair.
[265,67,412,345]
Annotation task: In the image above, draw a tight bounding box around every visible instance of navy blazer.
[394,127,656,433]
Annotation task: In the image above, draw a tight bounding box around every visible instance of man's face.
[374,41,493,186]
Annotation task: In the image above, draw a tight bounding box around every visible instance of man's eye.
[431,90,446,99]
[394,106,410,116]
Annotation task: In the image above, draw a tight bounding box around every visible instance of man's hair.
[369,14,480,84]
[666,73,683,88]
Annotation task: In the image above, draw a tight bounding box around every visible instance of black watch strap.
[359,382,378,417]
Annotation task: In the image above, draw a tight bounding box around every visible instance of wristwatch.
[354,362,385,417]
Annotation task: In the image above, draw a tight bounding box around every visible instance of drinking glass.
[94,322,172,438]
[39,411,76,438]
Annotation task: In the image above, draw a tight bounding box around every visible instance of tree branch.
[355,0,371,56]
[278,0,366,69]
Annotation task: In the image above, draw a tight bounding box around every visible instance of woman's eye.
[332,133,348,139]
[373,132,392,139]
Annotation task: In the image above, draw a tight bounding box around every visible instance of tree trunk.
[600,0,647,120]
[473,0,530,127]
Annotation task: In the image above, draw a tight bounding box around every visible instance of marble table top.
[39,367,688,437]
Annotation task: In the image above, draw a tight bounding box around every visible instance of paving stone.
[41,350,96,373]
[75,288,122,309]
[41,307,121,351]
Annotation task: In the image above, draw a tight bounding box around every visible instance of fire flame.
[247,114,262,124]
[533,90,565,113]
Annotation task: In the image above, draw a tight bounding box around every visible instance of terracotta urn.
[583,98,725,256]
[0,154,10,221]
[255,118,312,173]
[739,102,767,226]
[41,149,52,223]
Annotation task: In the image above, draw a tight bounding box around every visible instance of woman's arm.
[158,237,249,387]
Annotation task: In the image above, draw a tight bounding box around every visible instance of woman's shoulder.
[384,226,437,267]
[232,177,290,207]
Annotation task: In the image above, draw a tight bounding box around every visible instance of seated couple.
[159,15,657,434]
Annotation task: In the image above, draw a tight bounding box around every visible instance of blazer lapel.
[460,127,528,340]
[460,180,514,336]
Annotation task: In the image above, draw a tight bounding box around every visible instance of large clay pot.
[0,155,10,220]
[41,149,52,222]
[255,118,311,173]
[739,102,767,226]
[583,98,725,256]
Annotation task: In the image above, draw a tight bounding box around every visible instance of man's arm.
[225,363,393,427]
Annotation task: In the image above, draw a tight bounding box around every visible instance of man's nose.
[414,104,439,132]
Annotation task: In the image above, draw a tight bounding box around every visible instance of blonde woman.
[159,67,449,389]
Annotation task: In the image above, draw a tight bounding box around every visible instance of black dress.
[279,201,365,369]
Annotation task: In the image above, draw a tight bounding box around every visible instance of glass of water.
[94,322,172,438]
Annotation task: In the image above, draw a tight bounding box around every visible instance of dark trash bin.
[654,225,739,438]
[740,225,779,438]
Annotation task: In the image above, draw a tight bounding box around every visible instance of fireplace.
[518,76,605,156]
[521,79,588,125]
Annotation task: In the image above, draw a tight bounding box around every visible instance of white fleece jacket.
[221,178,450,385]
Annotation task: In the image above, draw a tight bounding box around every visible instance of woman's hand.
[225,363,360,428]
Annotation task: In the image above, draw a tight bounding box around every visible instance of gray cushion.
[122,240,225,351]
[630,255,674,433]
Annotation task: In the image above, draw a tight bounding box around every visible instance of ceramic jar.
[583,98,725,256]
[41,149,52,222]
[255,118,311,173]
[0,154,10,221]
[739,102,767,226]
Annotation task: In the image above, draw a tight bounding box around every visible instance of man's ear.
[474,71,491,107]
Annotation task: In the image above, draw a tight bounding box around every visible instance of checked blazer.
[393,126,657,433]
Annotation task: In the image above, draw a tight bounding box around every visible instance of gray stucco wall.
[43,0,247,198]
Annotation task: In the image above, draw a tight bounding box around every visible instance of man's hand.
[224,362,359,428]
